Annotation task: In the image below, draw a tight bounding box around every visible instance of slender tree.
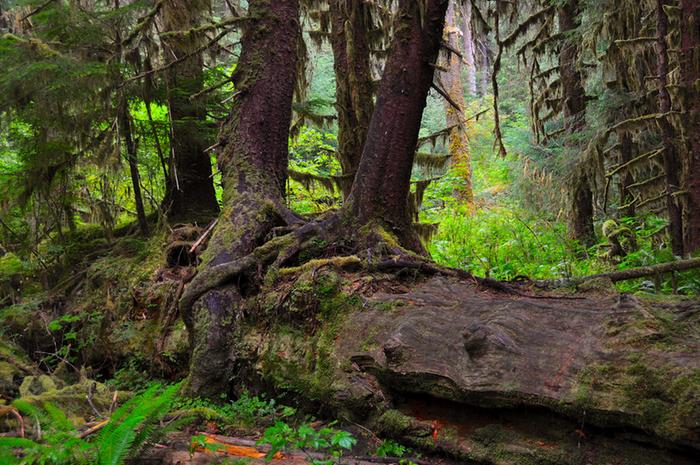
[115,0,149,235]
[117,97,150,236]
[160,0,219,223]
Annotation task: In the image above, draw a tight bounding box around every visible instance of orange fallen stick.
[194,433,284,460]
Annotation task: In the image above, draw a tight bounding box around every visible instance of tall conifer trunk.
[656,0,685,256]
[183,0,300,397]
[345,0,449,253]
[160,0,219,224]
[559,0,594,246]
[461,1,478,97]
[330,0,374,198]
[618,131,636,218]
[442,0,473,204]
[680,0,700,253]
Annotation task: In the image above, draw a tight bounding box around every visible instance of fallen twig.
[0,406,25,438]
[189,219,218,254]
[78,418,110,439]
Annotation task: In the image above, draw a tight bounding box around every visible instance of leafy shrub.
[258,421,356,465]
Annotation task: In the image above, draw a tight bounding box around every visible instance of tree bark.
[160,0,220,224]
[345,0,449,253]
[478,41,490,97]
[461,1,478,97]
[559,0,594,246]
[558,2,586,133]
[329,0,375,199]
[655,0,685,257]
[442,0,473,204]
[618,131,636,218]
[680,0,700,254]
[182,0,300,397]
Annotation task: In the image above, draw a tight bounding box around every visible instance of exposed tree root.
[179,213,582,325]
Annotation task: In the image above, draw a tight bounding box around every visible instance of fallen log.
[225,269,700,465]
[577,257,700,283]
[532,257,700,290]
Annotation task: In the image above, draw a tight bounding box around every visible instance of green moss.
[278,256,362,276]
[375,409,414,436]
[17,378,120,424]
[372,299,405,312]
[570,356,700,444]
[258,276,363,405]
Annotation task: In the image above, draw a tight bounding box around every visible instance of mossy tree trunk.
[656,0,685,257]
[344,0,449,253]
[442,0,473,205]
[559,0,594,246]
[183,0,301,397]
[160,0,220,224]
[329,0,375,199]
[680,0,700,254]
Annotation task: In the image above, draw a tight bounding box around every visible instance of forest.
[0,0,699,464]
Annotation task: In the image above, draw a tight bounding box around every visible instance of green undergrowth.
[0,382,181,465]
[0,228,186,382]
[173,390,297,431]
[422,203,700,295]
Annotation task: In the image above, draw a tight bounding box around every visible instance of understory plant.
[0,383,181,465]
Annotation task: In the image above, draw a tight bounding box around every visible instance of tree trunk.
[113,0,148,236]
[558,3,586,133]
[117,95,149,236]
[345,0,449,253]
[144,98,169,187]
[182,0,300,397]
[478,41,490,97]
[329,0,375,199]
[656,0,685,257]
[442,0,473,204]
[618,131,636,218]
[160,0,220,224]
[680,0,700,254]
[461,1,478,97]
[559,0,594,246]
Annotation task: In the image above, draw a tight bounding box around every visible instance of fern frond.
[43,402,74,432]
[11,399,43,420]
[0,437,41,448]
[97,414,144,465]
[97,383,161,441]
